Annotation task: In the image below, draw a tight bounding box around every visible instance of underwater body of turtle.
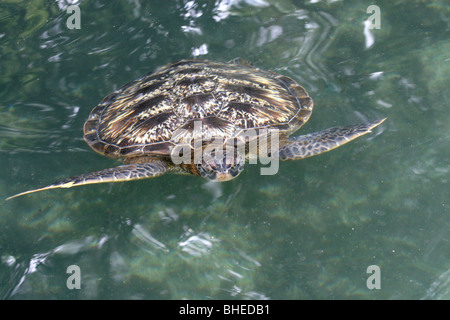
[7,59,385,200]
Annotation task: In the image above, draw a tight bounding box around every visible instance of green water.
[0,0,449,299]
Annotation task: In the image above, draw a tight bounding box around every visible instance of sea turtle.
[7,59,385,200]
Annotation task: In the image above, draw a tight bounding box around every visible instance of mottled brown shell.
[83,59,313,159]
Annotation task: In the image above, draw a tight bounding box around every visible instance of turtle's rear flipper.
[278,118,385,161]
[6,161,167,200]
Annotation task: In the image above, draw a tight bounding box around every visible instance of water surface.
[0,0,449,299]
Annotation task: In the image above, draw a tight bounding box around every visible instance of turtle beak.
[215,162,244,181]
[215,172,235,182]
[197,160,244,182]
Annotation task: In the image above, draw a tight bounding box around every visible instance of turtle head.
[197,148,244,182]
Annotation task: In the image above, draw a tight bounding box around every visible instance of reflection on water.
[1,0,449,299]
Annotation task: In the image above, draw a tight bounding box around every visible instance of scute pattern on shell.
[84,59,313,158]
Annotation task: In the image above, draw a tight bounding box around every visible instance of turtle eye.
[229,161,244,177]
[196,163,216,180]
[197,151,245,181]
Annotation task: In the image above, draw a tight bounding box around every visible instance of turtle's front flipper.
[6,161,167,200]
[278,118,385,161]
